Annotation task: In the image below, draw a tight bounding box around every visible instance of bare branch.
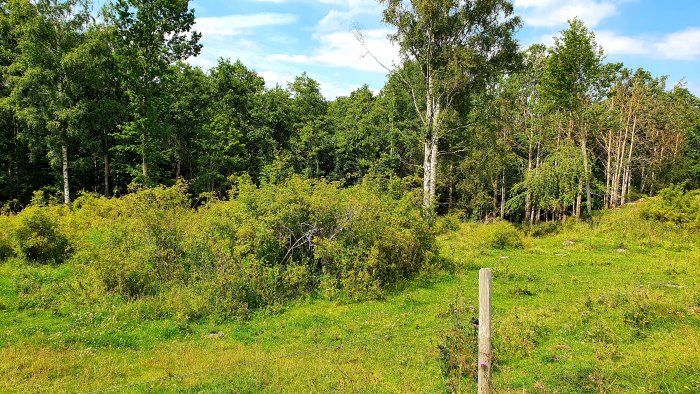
[353,26,426,126]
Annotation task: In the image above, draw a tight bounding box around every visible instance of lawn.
[1,203,699,393]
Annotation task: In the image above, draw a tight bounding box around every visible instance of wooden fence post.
[478,268,492,394]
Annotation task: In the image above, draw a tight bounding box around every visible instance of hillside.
[1,197,698,393]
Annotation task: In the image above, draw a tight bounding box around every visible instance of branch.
[353,26,426,126]
[438,147,470,155]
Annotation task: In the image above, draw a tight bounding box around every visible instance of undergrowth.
[0,177,435,323]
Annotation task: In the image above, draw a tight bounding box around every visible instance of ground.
[1,204,699,393]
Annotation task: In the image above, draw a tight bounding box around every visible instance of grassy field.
[1,202,699,393]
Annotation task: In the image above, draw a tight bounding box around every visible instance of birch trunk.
[62,144,70,204]
[500,170,506,219]
[423,141,432,208]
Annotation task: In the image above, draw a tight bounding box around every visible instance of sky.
[96,0,700,98]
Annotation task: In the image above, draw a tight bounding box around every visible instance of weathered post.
[478,268,492,394]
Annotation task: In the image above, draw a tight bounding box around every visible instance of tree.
[108,0,201,183]
[381,0,521,209]
[288,73,331,179]
[542,19,606,216]
[62,22,128,197]
[4,0,90,204]
[162,62,210,182]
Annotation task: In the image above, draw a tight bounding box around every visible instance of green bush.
[0,215,15,261]
[15,177,435,321]
[15,266,73,310]
[524,221,562,237]
[641,185,700,225]
[479,221,523,249]
[12,206,70,264]
[434,211,465,235]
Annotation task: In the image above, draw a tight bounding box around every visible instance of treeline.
[1,0,699,221]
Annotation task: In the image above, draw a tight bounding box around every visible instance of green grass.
[1,203,700,393]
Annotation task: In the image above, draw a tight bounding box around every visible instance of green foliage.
[434,211,464,235]
[12,205,70,264]
[108,0,202,183]
[2,198,700,392]
[478,221,524,249]
[641,185,700,225]
[524,221,562,237]
[8,179,434,321]
[0,221,15,261]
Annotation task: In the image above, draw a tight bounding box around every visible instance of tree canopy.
[0,1,698,224]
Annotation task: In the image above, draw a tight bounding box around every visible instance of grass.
[1,202,700,393]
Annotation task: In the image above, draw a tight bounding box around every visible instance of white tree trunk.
[423,140,432,208]
[429,135,438,203]
[62,144,70,204]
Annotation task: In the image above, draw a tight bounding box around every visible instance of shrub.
[434,211,465,235]
[525,221,562,237]
[0,215,16,261]
[479,221,523,249]
[14,265,74,310]
[641,185,700,225]
[12,206,70,264]
[17,177,436,321]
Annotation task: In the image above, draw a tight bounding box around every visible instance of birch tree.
[381,0,520,210]
[4,0,90,204]
[542,19,605,216]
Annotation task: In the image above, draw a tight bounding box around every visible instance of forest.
[1,0,700,392]
[1,0,698,220]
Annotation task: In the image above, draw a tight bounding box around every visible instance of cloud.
[655,28,700,60]
[195,13,298,38]
[258,70,295,89]
[269,28,398,73]
[315,0,382,33]
[595,31,651,56]
[515,0,619,28]
[592,28,700,60]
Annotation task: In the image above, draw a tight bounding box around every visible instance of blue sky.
[97,0,700,98]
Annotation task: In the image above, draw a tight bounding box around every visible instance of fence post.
[478,268,492,394]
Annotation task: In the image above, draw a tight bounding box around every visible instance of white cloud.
[655,28,700,60]
[515,0,619,28]
[315,0,382,33]
[270,28,398,73]
[317,78,363,98]
[258,70,295,89]
[595,31,651,55]
[195,13,298,38]
[591,28,700,60]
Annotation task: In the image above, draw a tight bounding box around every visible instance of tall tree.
[108,0,201,183]
[381,0,521,209]
[62,22,128,197]
[288,73,331,179]
[542,19,606,216]
[163,62,210,182]
[4,0,90,204]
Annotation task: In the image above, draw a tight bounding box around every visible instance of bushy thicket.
[641,185,700,226]
[0,177,435,321]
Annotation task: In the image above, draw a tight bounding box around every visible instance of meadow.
[0,186,699,393]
